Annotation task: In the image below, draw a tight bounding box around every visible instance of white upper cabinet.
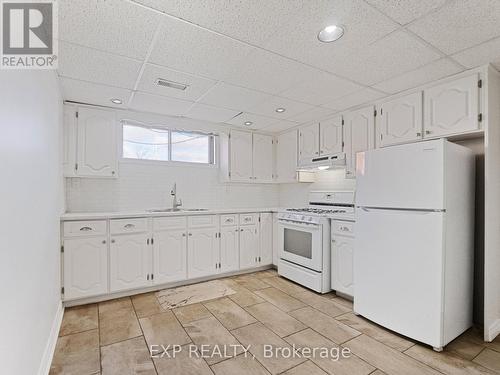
[298,123,320,162]
[187,228,219,278]
[377,92,423,147]
[320,116,343,156]
[76,107,118,178]
[424,74,480,138]
[63,236,108,299]
[229,130,253,181]
[153,229,187,284]
[109,233,151,292]
[344,105,375,177]
[275,130,297,183]
[252,133,274,182]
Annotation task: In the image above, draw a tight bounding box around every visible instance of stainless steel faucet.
[171,183,182,210]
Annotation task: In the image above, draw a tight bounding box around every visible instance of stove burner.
[286,208,348,214]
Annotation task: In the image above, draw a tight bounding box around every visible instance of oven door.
[278,220,323,272]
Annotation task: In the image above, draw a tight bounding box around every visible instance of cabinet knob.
[416,132,422,137]
[182,233,186,237]
[425,130,431,135]
[188,233,192,236]
[111,171,115,175]
[102,240,106,244]
[111,239,115,243]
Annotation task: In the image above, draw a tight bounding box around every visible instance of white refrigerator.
[354,139,475,351]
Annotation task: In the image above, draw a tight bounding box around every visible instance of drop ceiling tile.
[373,58,463,94]
[365,0,448,25]
[59,0,160,59]
[133,0,295,45]
[286,106,337,125]
[130,92,194,116]
[248,96,314,120]
[263,0,398,73]
[330,30,442,86]
[324,88,385,112]
[408,0,500,55]
[198,82,272,112]
[58,41,142,90]
[186,103,240,123]
[149,18,254,81]
[262,120,300,133]
[279,70,363,105]
[223,48,319,95]
[452,37,500,70]
[226,112,278,130]
[137,64,217,101]
[60,78,132,108]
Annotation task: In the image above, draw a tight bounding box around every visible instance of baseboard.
[486,318,500,342]
[38,301,64,375]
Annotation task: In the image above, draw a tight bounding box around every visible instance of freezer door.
[354,207,444,347]
[356,140,445,210]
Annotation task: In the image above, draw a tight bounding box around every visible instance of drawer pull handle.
[244,218,251,221]
[225,218,233,222]
[79,226,93,232]
[124,223,135,229]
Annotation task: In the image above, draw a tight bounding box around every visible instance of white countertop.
[60,207,287,221]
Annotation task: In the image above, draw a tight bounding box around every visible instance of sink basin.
[147,208,182,212]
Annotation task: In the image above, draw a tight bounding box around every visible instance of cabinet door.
[63,106,78,177]
[153,230,187,284]
[253,133,273,182]
[230,130,253,181]
[378,92,423,147]
[344,106,375,177]
[276,130,297,183]
[298,123,320,162]
[63,237,108,299]
[239,225,259,269]
[110,233,151,292]
[424,74,480,137]
[272,213,279,266]
[187,228,219,278]
[332,236,354,297]
[76,107,118,177]
[220,226,240,273]
[320,116,343,155]
[259,213,273,265]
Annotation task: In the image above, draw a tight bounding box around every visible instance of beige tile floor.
[50,269,500,375]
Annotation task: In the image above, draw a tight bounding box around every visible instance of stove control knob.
[308,217,313,221]
[301,216,305,221]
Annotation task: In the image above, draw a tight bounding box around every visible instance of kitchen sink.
[147,208,182,212]
[147,208,208,213]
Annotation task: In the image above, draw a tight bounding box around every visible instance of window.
[122,123,215,165]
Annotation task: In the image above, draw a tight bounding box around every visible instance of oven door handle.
[278,220,320,229]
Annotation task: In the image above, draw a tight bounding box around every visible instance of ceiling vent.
[155,78,188,91]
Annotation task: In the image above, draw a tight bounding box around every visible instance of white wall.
[279,169,356,207]
[0,71,63,374]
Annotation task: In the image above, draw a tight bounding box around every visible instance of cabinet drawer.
[188,215,217,228]
[239,213,258,226]
[110,218,149,234]
[332,220,355,236]
[220,214,237,227]
[63,220,107,237]
[153,216,187,231]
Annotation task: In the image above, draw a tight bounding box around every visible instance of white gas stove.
[277,191,355,293]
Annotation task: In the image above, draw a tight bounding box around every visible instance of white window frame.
[120,122,218,168]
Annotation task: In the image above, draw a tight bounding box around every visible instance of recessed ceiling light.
[318,25,344,43]
[275,107,286,113]
[110,98,122,104]
[244,121,253,126]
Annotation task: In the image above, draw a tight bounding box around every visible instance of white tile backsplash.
[66,161,280,212]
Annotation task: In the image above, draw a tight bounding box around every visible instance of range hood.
[297,153,346,171]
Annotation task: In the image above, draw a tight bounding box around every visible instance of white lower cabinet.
[331,220,354,297]
[259,213,273,265]
[153,229,187,284]
[110,233,152,292]
[240,224,260,269]
[63,236,108,299]
[220,226,240,273]
[187,228,219,278]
